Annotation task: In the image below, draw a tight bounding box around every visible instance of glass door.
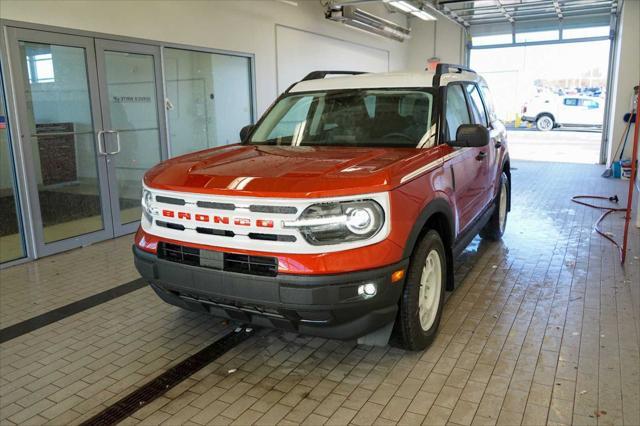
[95,40,167,236]
[7,28,114,257]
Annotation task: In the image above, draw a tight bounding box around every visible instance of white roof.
[289,70,486,93]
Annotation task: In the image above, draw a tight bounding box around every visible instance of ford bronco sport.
[133,64,510,350]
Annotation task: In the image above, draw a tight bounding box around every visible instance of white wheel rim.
[538,117,552,130]
[499,180,508,233]
[418,250,442,331]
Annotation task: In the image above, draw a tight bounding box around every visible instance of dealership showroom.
[1,0,639,425]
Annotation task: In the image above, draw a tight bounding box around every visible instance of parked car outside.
[522,94,605,131]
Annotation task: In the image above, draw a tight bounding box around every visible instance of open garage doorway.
[469,29,612,165]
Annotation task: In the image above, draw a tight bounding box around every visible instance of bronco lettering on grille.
[161,210,275,228]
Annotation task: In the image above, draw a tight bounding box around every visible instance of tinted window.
[563,98,579,106]
[445,85,471,140]
[466,84,488,126]
[479,85,497,122]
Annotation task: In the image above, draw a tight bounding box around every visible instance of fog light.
[358,283,377,298]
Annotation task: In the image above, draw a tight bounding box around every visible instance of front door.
[444,83,486,233]
[7,29,167,256]
[94,40,167,236]
[8,28,114,256]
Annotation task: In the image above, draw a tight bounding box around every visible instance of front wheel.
[480,172,509,240]
[536,114,554,131]
[397,230,447,350]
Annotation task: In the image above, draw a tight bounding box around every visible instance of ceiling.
[435,0,618,27]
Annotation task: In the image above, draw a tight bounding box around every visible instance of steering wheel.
[382,132,413,141]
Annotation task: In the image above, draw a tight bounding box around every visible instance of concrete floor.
[508,129,602,164]
[0,161,638,426]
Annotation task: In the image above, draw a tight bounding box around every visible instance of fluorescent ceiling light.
[384,0,437,21]
[411,9,436,21]
[326,6,411,42]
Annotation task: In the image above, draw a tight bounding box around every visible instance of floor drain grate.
[80,327,254,426]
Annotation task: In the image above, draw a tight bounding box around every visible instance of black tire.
[397,230,447,351]
[480,172,509,241]
[535,114,554,131]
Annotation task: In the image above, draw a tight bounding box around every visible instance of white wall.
[275,25,390,93]
[606,0,640,165]
[0,0,411,116]
[406,18,466,71]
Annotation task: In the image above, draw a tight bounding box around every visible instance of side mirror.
[448,124,489,148]
[239,124,254,142]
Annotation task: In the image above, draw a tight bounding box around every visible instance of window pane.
[515,30,559,43]
[563,26,609,39]
[466,84,488,126]
[472,34,512,46]
[445,85,470,140]
[479,85,497,122]
[164,48,253,157]
[19,42,105,244]
[0,70,26,263]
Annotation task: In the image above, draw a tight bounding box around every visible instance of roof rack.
[433,63,476,88]
[435,63,476,75]
[300,70,366,82]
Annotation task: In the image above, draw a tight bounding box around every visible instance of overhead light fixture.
[326,6,411,42]
[383,0,437,21]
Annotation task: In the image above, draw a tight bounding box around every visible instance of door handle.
[476,152,487,161]
[96,130,107,155]
[109,130,121,155]
[98,130,121,155]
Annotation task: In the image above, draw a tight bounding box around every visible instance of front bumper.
[133,246,408,340]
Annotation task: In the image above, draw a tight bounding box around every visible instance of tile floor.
[0,160,638,426]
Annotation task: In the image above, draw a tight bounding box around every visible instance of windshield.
[248,89,435,148]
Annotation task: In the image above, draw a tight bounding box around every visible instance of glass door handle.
[96,130,108,155]
[97,130,121,155]
[107,130,121,155]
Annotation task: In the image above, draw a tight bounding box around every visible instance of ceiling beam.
[439,4,470,27]
[495,0,515,23]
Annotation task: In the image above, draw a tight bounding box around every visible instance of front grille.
[196,227,235,237]
[249,205,298,214]
[156,220,185,231]
[157,242,278,277]
[196,201,235,210]
[158,242,200,266]
[224,253,278,277]
[248,233,296,242]
[156,195,185,205]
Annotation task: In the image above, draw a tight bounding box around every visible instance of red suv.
[134,64,510,350]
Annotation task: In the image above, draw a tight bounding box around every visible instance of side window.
[479,85,497,122]
[445,84,471,140]
[466,84,488,126]
[563,98,579,107]
[580,99,599,109]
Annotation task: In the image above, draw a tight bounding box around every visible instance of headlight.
[284,200,384,245]
[142,189,153,210]
[141,189,157,221]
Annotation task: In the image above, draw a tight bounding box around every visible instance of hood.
[144,144,447,198]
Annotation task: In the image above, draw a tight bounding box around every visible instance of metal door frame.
[5,27,115,257]
[94,38,168,237]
